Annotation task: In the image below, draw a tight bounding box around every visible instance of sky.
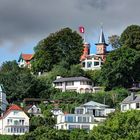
[0,0,140,65]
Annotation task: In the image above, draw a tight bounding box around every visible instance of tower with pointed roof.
[95,27,108,61]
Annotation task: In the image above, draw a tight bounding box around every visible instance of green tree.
[108,35,120,49]
[32,27,83,73]
[100,47,140,90]
[0,61,50,101]
[120,25,140,50]
[89,110,140,140]
[0,60,20,73]
[85,70,101,86]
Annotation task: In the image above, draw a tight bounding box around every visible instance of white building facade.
[56,114,96,130]
[81,55,103,71]
[121,93,140,112]
[56,101,115,130]
[53,76,93,93]
[75,101,115,122]
[0,104,29,135]
[0,84,8,112]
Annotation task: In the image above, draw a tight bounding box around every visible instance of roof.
[121,94,140,104]
[81,101,108,108]
[53,76,92,83]
[95,27,108,46]
[18,53,33,62]
[0,104,23,119]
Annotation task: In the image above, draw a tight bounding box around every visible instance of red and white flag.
[79,26,85,33]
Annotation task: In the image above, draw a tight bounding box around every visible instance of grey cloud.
[0,0,140,51]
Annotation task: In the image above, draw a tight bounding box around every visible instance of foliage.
[0,61,50,101]
[16,126,89,140]
[85,70,101,86]
[0,60,20,73]
[32,27,83,73]
[100,47,140,90]
[108,35,120,49]
[120,25,140,50]
[89,110,140,140]
[0,135,16,140]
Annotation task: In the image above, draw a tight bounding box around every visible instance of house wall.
[56,114,96,130]
[82,57,102,71]
[121,102,140,112]
[0,92,8,112]
[0,110,29,135]
[54,81,93,93]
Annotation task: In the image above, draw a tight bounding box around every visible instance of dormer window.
[136,103,140,108]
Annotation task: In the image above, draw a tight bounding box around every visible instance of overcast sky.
[0,0,140,64]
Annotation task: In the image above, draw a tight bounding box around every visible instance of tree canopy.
[89,110,140,140]
[120,25,140,50]
[32,27,83,73]
[100,47,140,90]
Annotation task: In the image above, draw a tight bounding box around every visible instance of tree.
[85,70,101,86]
[0,60,20,73]
[89,110,140,140]
[32,27,83,73]
[100,47,140,90]
[108,35,120,49]
[120,25,140,50]
[0,61,50,101]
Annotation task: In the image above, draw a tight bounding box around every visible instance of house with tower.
[81,27,108,70]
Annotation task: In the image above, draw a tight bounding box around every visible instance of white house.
[0,84,8,112]
[25,105,42,117]
[56,101,115,130]
[18,53,33,68]
[81,28,108,71]
[51,108,64,116]
[56,113,96,130]
[0,104,29,135]
[75,101,115,122]
[53,76,93,93]
[121,93,140,112]
[81,55,103,71]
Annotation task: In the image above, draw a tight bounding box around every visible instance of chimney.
[130,92,135,100]
[56,76,62,79]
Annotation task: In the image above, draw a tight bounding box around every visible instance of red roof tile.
[22,54,33,61]
[0,104,23,119]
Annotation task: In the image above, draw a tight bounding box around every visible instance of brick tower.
[95,27,108,61]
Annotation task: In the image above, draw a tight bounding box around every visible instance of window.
[55,82,62,86]
[122,104,127,111]
[7,119,12,125]
[14,120,19,125]
[19,120,24,125]
[82,125,90,130]
[67,116,74,122]
[82,62,85,67]
[136,103,140,108]
[78,117,82,122]
[87,62,92,68]
[8,128,10,133]
[94,62,99,66]
[76,109,83,114]
[13,111,18,115]
[66,81,74,86]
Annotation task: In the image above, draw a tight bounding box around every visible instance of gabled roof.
[53,76,92,83]
[0,104,23,119]
[81,101,108,107]
[18,53,33,62]
[121,94,140,104]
